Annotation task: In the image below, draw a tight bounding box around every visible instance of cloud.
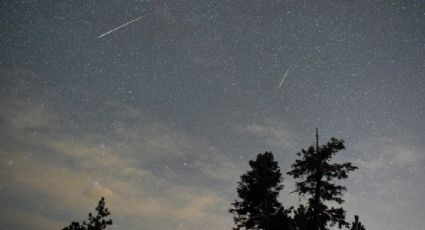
[196,156,241,182]
[48,139,128,170]
[83,182,114,199]
[0,98,57,132]
[0,209,66,230]
[0,97,235,230]
[341,136,425,230]
[354,136,424,171]
[242,120,297,150]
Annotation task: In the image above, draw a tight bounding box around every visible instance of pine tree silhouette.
[62,197,113,230]
[350,215,366,230]
[288,129,357,230]
[229,152,293,230]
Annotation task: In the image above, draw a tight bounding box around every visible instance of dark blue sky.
[1,1,424,229]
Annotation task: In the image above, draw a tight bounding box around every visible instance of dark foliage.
[287,129,357,230]
[62,197,113,230]
[229,152,293,230]
[350,215,366,230]
[293,204,314,230]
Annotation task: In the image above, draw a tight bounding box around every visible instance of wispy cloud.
[0,97,236,230]
[354,136,424,171]
[342,136,425,230]
[241,120,297,151]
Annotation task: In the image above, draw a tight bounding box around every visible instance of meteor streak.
[97,16,143,38]
[278,68,290,88]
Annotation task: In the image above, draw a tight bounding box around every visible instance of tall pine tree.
[229,152,293,230]
[288,129,357,230]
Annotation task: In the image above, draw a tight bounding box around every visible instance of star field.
[1,1,424,230]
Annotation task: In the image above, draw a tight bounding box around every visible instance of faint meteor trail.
[278,68,290,88]
[97,16,143,38]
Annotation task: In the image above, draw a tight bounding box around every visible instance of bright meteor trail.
[278,68,290,88]
[97,16,143,38]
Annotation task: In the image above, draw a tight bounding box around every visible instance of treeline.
[63,130,366,230]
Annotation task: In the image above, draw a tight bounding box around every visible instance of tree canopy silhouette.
[293,204,312,230]
[62,197,113,230]
[287,129,358,230]
[229,152,293,230]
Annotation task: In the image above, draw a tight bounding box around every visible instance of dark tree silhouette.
[293,204,313,230]
[63,197,113,230]
[229,152,293,230]
[350,215,366,230]
[287,129,357,230]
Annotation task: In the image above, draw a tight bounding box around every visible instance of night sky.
[1,0,425,229]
